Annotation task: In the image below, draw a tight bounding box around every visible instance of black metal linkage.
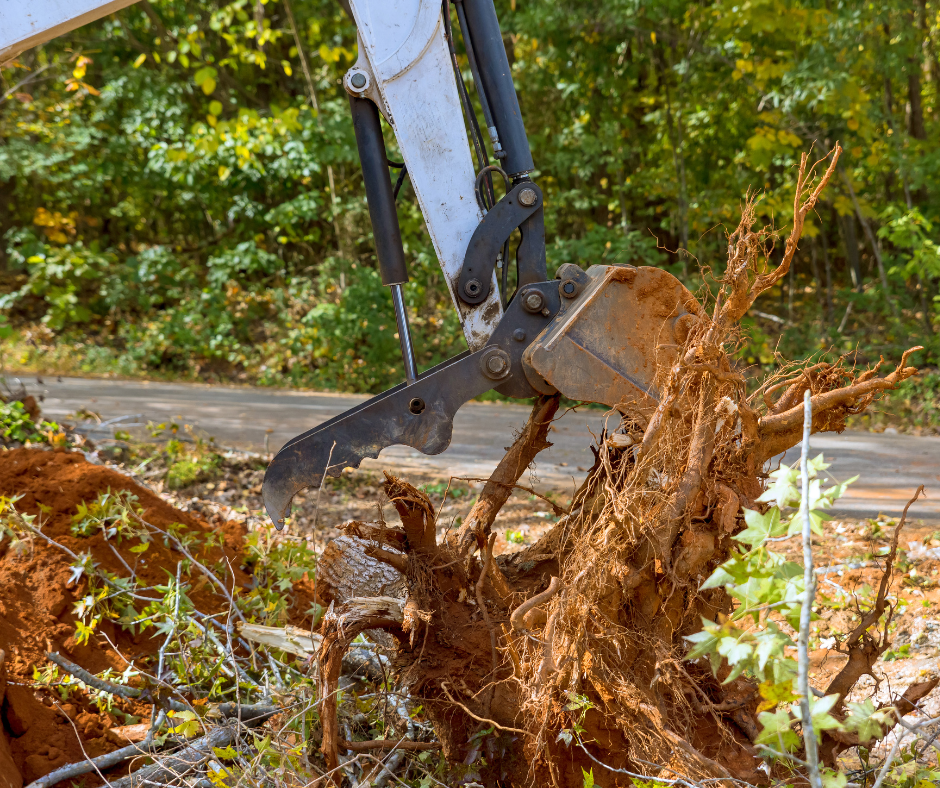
[348,96,408,286]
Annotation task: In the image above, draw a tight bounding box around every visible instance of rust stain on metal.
[522,265,698,420]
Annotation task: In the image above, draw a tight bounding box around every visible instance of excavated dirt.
[0,448,311,787]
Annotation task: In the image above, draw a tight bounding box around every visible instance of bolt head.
[523,291,543,312]
[486,356,508,374]
[563,281,576,295]
[464,278,483,298]
[518,187,537,207]
[513,328,526,342]
[350,72,367,89]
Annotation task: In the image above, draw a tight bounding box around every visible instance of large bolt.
[562,280,576,296]
[518,187,538,207]
[486,355,508,375]
[464,278,483,298]
[350,72,367,89]
[522,290,544,312]
[480,348,511,380]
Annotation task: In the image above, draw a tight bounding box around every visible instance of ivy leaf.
[757,679,799,712]
[755,707,800,752]
[844,700,886,743]
[735,507,783,549]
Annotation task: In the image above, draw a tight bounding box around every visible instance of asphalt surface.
[17,374,940,522]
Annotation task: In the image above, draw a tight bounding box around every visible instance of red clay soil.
[0,448,300,787]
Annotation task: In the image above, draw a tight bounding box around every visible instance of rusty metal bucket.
[522,265,700,417]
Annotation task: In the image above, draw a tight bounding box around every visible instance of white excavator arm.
[0,1,140,65]
[345,0,502,349]
[0,0,504,350]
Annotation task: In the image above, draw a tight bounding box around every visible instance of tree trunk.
[908,4,928,141]
[838,212,863,291]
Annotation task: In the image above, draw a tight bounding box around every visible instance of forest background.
[0,0,938,424]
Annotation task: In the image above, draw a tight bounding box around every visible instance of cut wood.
[109,723,150,744]
[236,622,322,657]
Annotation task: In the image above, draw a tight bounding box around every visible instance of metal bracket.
[555,262,592,300]
[458,182,543,305]
[343,32,392,123]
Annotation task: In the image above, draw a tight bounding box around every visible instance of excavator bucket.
[522,264,701,418]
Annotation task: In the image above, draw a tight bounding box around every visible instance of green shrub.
[165,454,222,490]
[0,400,65,445]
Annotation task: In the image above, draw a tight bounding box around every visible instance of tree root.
[450,394,560,558]
[309,144,932,787]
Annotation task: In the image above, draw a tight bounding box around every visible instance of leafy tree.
[1,0,937,391]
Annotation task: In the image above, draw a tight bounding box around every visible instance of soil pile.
[0,448,255,786]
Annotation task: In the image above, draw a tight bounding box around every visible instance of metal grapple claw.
[262,281,562,528]
[262,351,488,528]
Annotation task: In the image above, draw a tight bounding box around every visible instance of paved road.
[18,374,940,522]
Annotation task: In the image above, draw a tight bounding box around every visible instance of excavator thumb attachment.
[262,280,562,528]
[262,349,490,528]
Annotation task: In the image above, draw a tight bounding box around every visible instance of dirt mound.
[0,448,253,786]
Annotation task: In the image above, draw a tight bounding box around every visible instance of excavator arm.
[1,0,700,529]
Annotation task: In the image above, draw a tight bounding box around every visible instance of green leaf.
[193,66,217,85]
[755,707,800,752]
[756,679,798,712]
[735,507,784,548]
[700,565,734,590]
[757,465,800,510]
[844,700,887,744]
[684,628,720,661]
[809,693,844,733]
[821,770,848,788]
